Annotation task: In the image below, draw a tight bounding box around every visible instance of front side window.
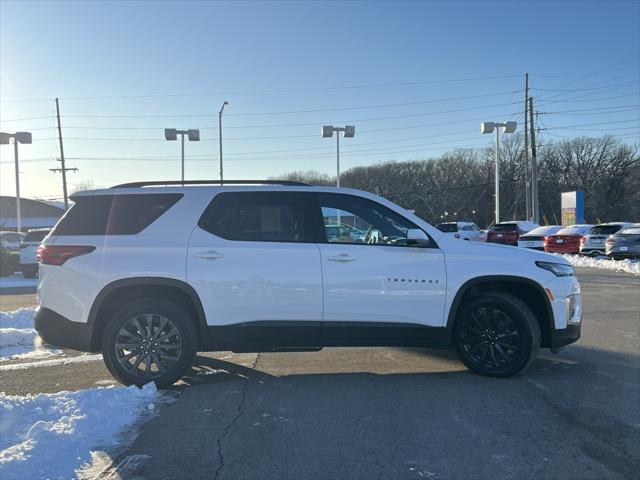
[199,191,308,242]
[317,193,420,247]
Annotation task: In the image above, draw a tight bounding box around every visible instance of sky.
[1,0,639,200]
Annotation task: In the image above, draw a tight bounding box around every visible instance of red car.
[486,221,540,246]
[544,224,595,254]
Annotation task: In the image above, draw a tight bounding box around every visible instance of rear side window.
[23,230,50,242]
[199,191,309,242]
[52,194,182,235]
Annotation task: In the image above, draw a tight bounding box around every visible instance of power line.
[0,74,526,103]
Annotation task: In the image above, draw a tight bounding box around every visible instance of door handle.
[327,253,355,262]
[195,250,224,260]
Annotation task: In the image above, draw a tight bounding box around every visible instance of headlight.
[536,261,575,277]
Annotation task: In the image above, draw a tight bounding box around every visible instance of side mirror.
[406,229,431,246]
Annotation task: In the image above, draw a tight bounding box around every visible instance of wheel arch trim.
[88,277,208,348]
[446,275,555,341]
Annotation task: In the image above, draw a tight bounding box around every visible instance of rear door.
[187,191,323,347]
[313,193,447,343]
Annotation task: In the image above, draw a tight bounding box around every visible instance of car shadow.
[100,344,639,480]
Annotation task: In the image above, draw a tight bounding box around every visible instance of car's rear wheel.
[453,292,540,378]
[22,268,38,279]
[102,299,197,388]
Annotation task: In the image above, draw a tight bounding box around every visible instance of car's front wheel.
[101,299,197,388]
[453,292,540,377]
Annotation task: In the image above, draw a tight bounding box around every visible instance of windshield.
[556,226,592,235]
[491,223,518,232]
[523,226,562,236]
[589,225,624,235]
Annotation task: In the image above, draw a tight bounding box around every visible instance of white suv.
[35,181,582,387]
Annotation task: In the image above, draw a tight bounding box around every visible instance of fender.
[445,275,555,343]
[88,276,208,345]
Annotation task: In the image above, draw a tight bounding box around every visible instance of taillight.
[606,238,614,244]
[543,236,550,245]
[37,245,95,266]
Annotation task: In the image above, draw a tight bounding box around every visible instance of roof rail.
[112,179,311,188]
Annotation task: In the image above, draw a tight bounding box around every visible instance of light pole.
[1,131,32,232]
[481,121,517,224]
[219,101,229,184]
[164,128,200,182]
[321,125,355,187]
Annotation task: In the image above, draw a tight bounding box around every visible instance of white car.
[435,221,486,242]
[35,180,582,387]
[579,222,634,257]
[19,228,50,278]
[517,225,563,251]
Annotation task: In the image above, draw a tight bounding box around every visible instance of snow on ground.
[0,383,161,480]
[0,273,38,289]
[561,254,640,276]
[0,308,61,362]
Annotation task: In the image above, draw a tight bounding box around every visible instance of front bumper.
[35,307,97,352]
[551,324,581,352]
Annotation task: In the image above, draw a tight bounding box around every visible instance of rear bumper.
[545,246,580,254]
[580,247,605,255]
[34,307,97,352]
[550,324,581,352]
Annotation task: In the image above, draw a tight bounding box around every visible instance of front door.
[314,193,447,345]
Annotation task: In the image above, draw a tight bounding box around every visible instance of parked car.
[544,225,595,254]
[605,224,640,259]
[19,228,51,278]
[579,222,634,257]
[0,231,25,276]
[35,180,582,387]
[517,225,563,250]
[435,221,486,242]
[325,224,366,243]
[486,221,540,246]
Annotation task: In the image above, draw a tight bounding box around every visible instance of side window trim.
[313,192,437,249]
[198,191,316,244]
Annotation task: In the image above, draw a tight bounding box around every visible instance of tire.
[23,269,38,279]
[101,299,197,388]
[453,291,540,378]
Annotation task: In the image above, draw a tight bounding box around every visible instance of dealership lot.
[1,267,639,479]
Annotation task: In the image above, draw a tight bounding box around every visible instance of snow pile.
[0,383,160,480]
[562,254,640,276]
[0,308,61,361]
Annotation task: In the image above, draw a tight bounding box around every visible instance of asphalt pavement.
[1,268,639,480]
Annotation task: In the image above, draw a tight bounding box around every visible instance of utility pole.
[55,98,70,209]
[529,96,539,223]
[50,159,78,207]
[218,101,229,185]
[524,73,530,220]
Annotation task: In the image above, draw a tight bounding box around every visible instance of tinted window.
[589,225,623,235]
[23,230,50,242]
[436,223,458,233]
[52,194,182,236]
[199,192,308,242]
[317,193,420,246]
[490,223,519,232]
